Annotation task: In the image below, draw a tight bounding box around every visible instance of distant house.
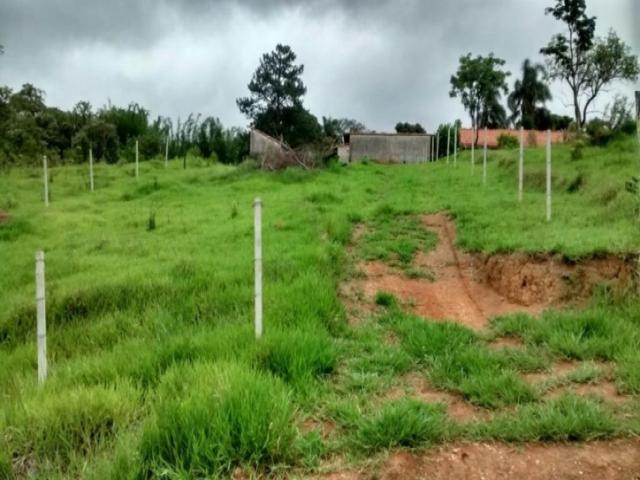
[347,132,434,163]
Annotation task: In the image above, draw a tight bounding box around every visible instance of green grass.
[0,135,639,476]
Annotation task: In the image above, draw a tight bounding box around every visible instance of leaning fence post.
[518,127,524,202]
[546,130,552,222]
[42,155,49,207]
[89,147,94,192]
[135,139,139,178]
[446,127,451,164]
[483,127,488,185]
[254,198,263,339]
[453,127,458,166]
[471,127,475,174]
[35,251,47,384]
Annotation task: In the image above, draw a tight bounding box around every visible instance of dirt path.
[350,213,543,329]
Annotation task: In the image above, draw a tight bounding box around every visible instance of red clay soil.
[386,373,490,422]
[313,440,640,480]
[379,440,640,480]
[344,213,634,329]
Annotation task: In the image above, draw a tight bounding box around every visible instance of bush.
[138,361,296,478]
[255,328,337,384]
[352,399,446,452]
[2,384,138,466]
[497,134,519,149]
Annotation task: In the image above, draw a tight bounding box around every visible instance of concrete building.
[249,129,285,158]
[348,133,433,163]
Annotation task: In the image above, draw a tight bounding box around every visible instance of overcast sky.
[0,0,638,131]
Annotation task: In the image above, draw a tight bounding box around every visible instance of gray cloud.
[0,0,637,131]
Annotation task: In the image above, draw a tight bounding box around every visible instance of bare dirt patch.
[396,373,490,422]
[0,209,10,224]
[379,440,640,480]
[341,213,634,329]
[489,336,525,350]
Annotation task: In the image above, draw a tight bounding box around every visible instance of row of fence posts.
[35,92,640,382]
[41,137,175,206]
[33,196,265,383]
[433,125,553,222]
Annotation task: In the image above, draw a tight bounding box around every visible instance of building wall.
[459,128,567,149]
[249,129,284,157]
[349,134,432,163]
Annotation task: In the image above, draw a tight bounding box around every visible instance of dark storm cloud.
[0,0,636,131]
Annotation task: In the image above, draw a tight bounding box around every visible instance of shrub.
[497,134,519,149]
[255,328,337,384]
[352,399,446,452]
[138,361,296,478]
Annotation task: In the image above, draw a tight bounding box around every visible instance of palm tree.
[508,59,552,129]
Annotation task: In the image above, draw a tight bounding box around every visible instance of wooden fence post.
[89,147,94,192]
[43,155,49,207]
[518,127,524,202]
[483,127,488,185]
[254,198,263,339]
[35,251,47,384]
[436,132,440,161]
[546,130,552,222]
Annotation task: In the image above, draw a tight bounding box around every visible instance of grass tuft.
[138,361,296,478]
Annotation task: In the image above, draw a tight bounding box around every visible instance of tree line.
[449,0,638,143]
[0,82,252,167]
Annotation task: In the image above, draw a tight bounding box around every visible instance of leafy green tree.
[541,0,639,128]
[508,60,552,128]
[321,117,365,142]
[395,122,426,134]
[450,53,510,142]
[237,44,320,147]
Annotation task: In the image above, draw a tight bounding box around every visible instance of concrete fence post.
[135,139,139,178]
[446,127,451,164]
[636,91,640,143]
[546,130,552,222]
[35,251,47,384]
[483,127,488,185]
[164,136,169,168]
[89,147,94,192]
[254,198,263,339]
[471,128,475,174]
[453,127,458,166]
[518,127,524,202]
[42,155,49,207]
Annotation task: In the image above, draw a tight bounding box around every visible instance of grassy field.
[0,135,639,478]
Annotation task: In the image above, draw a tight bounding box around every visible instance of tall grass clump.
[1,383,138,470]
[138,361,296,478]
[477,394,618,441]
[352,399,446,453]
[255,328,337,386]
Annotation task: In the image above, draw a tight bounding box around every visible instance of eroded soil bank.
[342,213,635,329]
